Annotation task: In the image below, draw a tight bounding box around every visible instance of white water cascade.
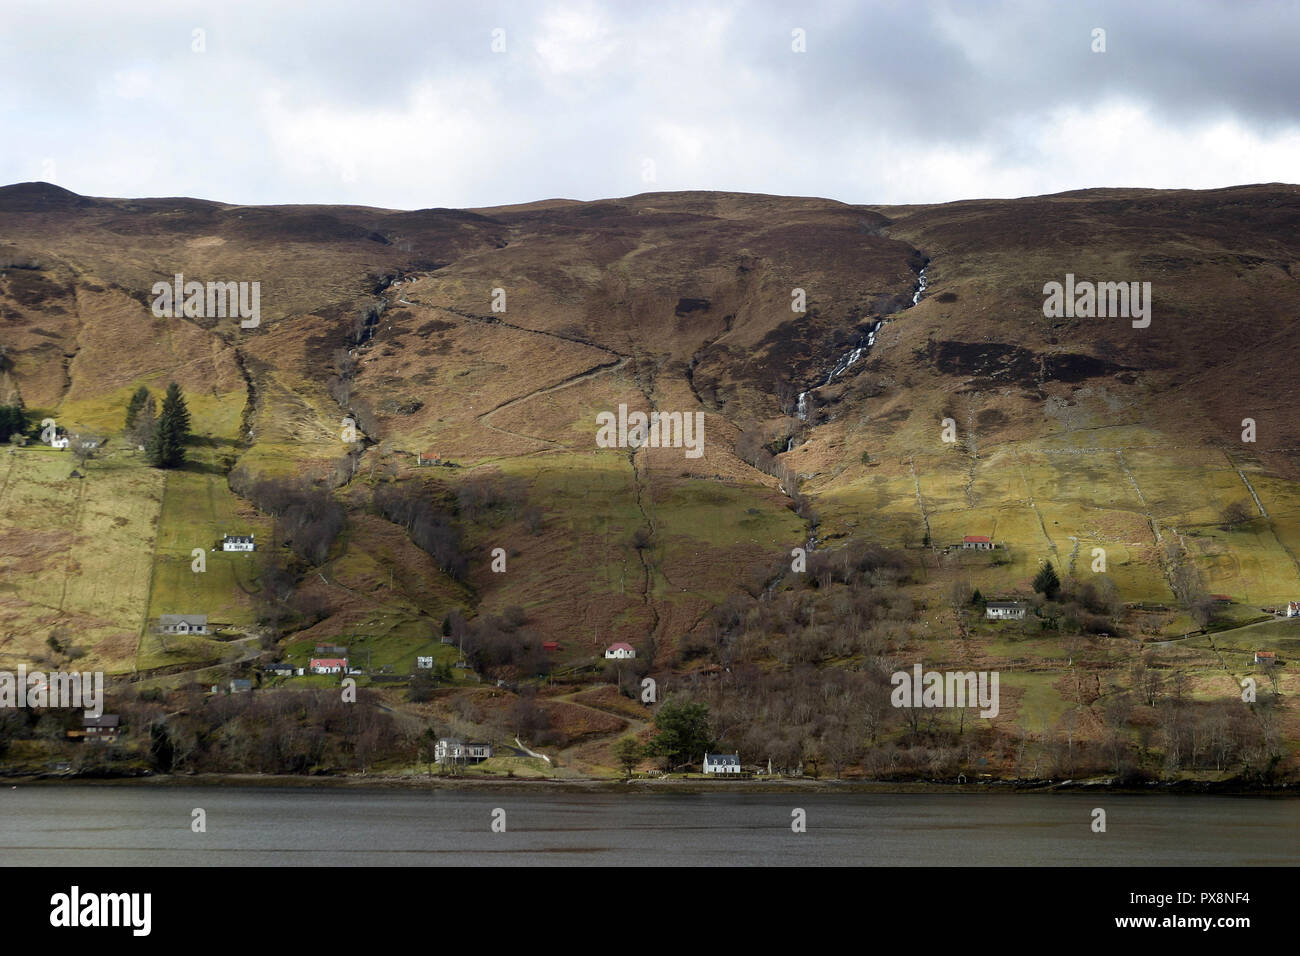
[790,259,928,428]
[912,263,928,305]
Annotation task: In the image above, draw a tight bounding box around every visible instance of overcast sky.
[2,0,1297,209]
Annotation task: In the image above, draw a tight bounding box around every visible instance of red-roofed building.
[417,450,442,466]
[309,658,348,674]
[604,642,636,660]
[1254,651,1277,665]
[962,535,993,550]
[542,641,560,652]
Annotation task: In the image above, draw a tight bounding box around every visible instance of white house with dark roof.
[158,614,208,634]
[221,533,256,552]
[702,752,741,774]
[985,601,1027,621]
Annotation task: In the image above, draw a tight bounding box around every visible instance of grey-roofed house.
[263,662,294,677]
[230,678,252,693]
[702,752,741,774]
[158,614,208,634]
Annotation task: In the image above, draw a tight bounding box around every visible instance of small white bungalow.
[158,614,208,635]
[604,642,636,660]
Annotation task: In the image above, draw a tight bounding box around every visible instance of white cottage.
[703,753,741,774]
[221,534,256,552]
[604,642,636,660]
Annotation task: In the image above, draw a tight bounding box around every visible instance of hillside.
[2,181,1298,783]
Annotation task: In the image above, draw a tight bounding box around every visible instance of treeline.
[666,662,1283,782]
[229,470,345,565]
[5,690,436,777]
[460,606,549,675]
[148,689,399,774]
[8,689,402,775]
[372,483,466,580]
[681,541,913,668]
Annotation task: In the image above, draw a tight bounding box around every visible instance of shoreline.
[4,772,1294,797]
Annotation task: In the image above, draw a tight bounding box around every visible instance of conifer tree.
[147,382,191,469]
[128,394,157,448]
[1032,561,1061,600]
[124,386,150,431]
[163,382,191,440]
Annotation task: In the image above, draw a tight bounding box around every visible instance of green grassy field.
[0,445,163,672]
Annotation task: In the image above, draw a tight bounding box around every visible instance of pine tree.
[146,420,180,468]
[128,394,157,447]
[1032,560,1061,600]
[162,382,191,442]
[0,404,27,442]
[124,386,150,431]
[147,382,190,469]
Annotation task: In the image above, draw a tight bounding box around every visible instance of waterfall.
[912,264,928,305]
[823,319,883,385]
[790,257,927,427]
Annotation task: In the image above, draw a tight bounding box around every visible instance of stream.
[794,260,928,426]
[789,259,929,551]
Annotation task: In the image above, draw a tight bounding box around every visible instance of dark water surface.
[0,786,1294,865]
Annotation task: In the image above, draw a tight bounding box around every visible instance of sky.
[2,0,1298,209]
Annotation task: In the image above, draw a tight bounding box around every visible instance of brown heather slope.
[2,181,1299,778]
